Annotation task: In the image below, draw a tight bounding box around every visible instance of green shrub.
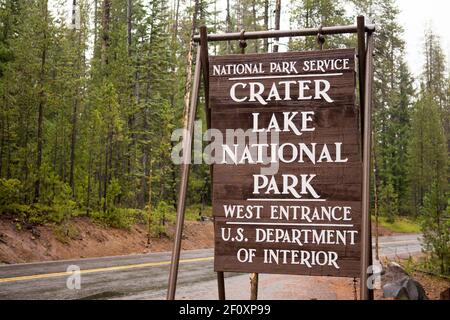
[0,175,78,224]
[0,178,22,213]
[375,216,421,233]
[91,208,143,229]
[150,201,175,237]
[379,182,398,223]
[53,222,81,244]
[15,199,76,225]
[185,204,212,221]
[420,184,450,275]
[40,170,73,206]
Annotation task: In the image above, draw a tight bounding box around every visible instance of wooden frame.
[167,16,375,301]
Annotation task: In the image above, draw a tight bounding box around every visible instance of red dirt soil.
[0,216,404,265]
[0,217,214,264]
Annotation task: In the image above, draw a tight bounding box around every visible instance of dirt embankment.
[372,224,397,237]
[0,217,214,264]
[0,216,405,265]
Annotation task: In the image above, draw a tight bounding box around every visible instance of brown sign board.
[210,49,362,277]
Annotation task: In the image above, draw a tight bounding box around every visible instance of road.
[0,234,422,300]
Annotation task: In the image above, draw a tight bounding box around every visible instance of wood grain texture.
[210,49,362,277]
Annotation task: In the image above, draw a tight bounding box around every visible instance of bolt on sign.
[210,49,362,277]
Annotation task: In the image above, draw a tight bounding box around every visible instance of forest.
[0,0,448,274]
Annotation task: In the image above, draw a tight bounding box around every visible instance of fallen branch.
[413,268,450,280]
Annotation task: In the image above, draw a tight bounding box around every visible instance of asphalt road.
[0,234,422,300]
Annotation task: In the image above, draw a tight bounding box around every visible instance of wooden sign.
[210,49,362,277]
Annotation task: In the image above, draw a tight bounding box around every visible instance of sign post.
[167,17,375,300]
[166,48,202,300]
[360,29,375,301]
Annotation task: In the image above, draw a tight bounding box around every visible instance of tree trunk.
[101,0,111,66]
[139,110,148,207]
[69,26,82,197]
[237,0,243,31]
[263,0,269,52]
[86,151,92,215]
[126,0,134,177]
[34,0,49,203]
[103,129,112,212]
[22,115,30,200]
[273,0,281,53]
[252,0,258,53]
[147,161,152,244]
[226,0,231,53]
[173,0,180,36]
[5,113,10,179]
[127,0,132,55]
[181,0,199,132]
[0,107,4,177]
[69,97,78,196]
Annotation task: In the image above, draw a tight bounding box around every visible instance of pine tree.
[0,0,22,179]
[355,0,414,218]
[407,27,449,221]
[407,92,447,214]
[423,29,448,112]
[422,28,450,170]
[2,0,445,237]
[421,183,450,275]
[289,0,351,50]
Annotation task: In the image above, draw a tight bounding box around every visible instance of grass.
[185,204,212,221]
[53,222,81,244]
[373,216,421,233]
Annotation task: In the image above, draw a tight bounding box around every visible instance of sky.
[396,0,450,78]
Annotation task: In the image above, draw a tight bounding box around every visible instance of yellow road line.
[0,256,214,284]
[0,239,419,284]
